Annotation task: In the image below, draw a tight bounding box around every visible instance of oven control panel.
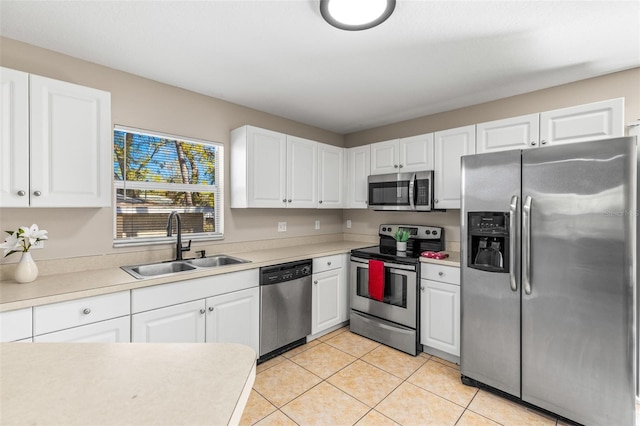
[379,224,443,240]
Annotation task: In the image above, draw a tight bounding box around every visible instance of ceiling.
[1,1,639,134]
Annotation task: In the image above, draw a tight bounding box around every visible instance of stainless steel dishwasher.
[259,259,312,362]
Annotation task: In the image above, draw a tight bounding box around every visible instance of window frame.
[112,125,224,248]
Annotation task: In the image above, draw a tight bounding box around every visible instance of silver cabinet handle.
[319,200,323,204]
[199,309,206,314]
[208,306,214,312]
[314,280,318,285]
[282,199,286,203]
[434,199,438,204]
[523,196,533,295]
[394,164,398,168]
[288,199,292,203]
[327,261,331,266]
[530,141,536,146]
[420,286,425,291]
[438,271,444,276]
[82,308,91,315]
[509,195,519,292]
[17,190,26,196]
[33,191,42,196]
[541,140,547,145]
[399,164,403,168]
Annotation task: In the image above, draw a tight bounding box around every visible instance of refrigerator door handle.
[408,173,416,210]
[509,195,519,292]
[523,195,532,295]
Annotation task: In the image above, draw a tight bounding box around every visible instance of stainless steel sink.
[184,255,250,268]
[121,255,251,279]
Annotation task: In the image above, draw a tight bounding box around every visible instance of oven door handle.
[408,173,417,210]
[350,257,416,272]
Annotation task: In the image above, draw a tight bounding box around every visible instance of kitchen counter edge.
[0,242,373,312]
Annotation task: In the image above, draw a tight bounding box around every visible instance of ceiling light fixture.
[320,0,396,31]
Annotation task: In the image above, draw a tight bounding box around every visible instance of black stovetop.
[351,224,445,265]
[351,245,423,265]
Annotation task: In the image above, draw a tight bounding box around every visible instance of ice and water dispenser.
[467,212,510,273]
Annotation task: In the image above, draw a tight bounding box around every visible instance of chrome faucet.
[166,211,191,261]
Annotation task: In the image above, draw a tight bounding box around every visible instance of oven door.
[350,256,417,328]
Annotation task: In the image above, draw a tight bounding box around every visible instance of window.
[113,126,223,246]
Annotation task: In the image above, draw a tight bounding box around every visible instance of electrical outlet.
[346,220,352,229]
[31,240,44,249]
[315,220,320,230]
[278,222,287,232]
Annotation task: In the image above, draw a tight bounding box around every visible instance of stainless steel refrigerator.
[460,136,637,426]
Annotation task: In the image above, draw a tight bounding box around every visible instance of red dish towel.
[368,259,385,302]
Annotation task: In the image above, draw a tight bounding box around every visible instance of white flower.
[0,233,22,257]
[1,224,48,258]
[20,224,48,246]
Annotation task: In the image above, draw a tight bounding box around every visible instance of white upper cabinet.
[476,114,540,154]
[231,126,318,208]
[346,145,370,209]
[370,134,434,175]
[0,67,111,207]
[370,139,399,175]
[287,135,318,208]
[434,125,476,209]
[231,125,287,208]
[317,142,344,208]
[476,99,624,154]
[540,98,624,146]
[399,133,434,172]
[0,68,29,208]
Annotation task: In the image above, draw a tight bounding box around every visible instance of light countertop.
[0,242,370,311]
[0,241,460,312]
[0,342,256,426]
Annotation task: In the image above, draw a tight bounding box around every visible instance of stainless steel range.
[350,224,445,355]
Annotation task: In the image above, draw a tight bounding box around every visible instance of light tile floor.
[242,327,639,426]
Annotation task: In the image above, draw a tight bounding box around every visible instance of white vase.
[396,241,407,252]
[14,252,38,284]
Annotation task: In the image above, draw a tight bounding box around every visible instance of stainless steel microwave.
[367,171,433,211]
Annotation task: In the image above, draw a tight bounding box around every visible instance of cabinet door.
[34,317,130,343]
[317,143,344,208]
[434,125,476,209]
[346,145,370,209]
[420,279,460,357]
[205,287,259,354]
[312,268,345,334]
[0,67,30,207]
[476,114,540,153]
[399,134,434,172]
[370,139,399,175]
[286,135,317,208]
[29,75,111,207]
[540,98,624,146]
[132,300,205,343]
[0,307,32,342]
[246,126,287,207]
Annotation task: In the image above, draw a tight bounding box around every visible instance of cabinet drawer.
[34,317,130,343]
[0,307,32,342]
[34,291,130,336]
[421,264,460,285]
[313,254,343,273]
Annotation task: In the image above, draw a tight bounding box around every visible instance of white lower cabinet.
[420,264,460,359]
[205,287,259,352]
[312,254,348,335]
[132,299,206,343]
[131,270,260,354]
[0,307,32,342]
[35,317,130,343]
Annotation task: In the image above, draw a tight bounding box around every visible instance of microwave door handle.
[408,173,416,210]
